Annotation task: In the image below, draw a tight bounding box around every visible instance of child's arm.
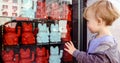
[64,41,111,63]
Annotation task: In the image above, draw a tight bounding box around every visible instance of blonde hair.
[84,0,120,26]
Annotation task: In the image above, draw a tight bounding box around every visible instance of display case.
[0,0,87,63]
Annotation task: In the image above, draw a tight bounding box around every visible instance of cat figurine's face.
[2,50,14,61]
[51,24,59,32]
[5,26,16,33]
[36,47,46,56]
[50,46,59,55]
[20,48,30,59]
[22,23,32,32]
[38,23,48,32]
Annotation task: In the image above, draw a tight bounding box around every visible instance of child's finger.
[67,42,72,46]
[64,48,69,52]
[65,42,71,47]
[70,41,74,46]
[65,43,70,48]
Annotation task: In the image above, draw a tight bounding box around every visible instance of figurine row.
[2,46,63,63]
[36,0,72,21]
[1,0,71,21]
[3,20,71,45]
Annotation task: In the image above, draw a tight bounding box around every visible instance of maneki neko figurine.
[19,48,34,63]
[2,50,19,63]
[62,24,72,42]
[36,0,47,19]
[4,23,21,45]
[49,46,63,63]
[22,23,35,45]
[58,20,67,39]
[37,23,49,43]
[50,2,60,20]
[61,3,72,21]
[20,0,37,18]
[36,47,49,63]
[50,23,61,42]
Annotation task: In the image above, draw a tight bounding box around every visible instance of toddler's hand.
[64,41,77,55]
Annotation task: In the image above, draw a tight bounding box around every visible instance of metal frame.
[72,0,87,63]
[72,0,87,51]
[79,0,87,51]
[78,0,87,51]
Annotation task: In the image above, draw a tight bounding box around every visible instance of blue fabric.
[88,35,115,53]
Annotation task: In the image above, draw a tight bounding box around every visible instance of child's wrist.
[72,50,79,57]
[72,49,77,56]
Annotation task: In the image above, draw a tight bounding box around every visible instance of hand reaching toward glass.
[64,41,77,55]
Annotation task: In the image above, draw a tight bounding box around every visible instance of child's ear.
[97,17,104,25]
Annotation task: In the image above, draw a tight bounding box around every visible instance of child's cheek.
[87,23,95,33]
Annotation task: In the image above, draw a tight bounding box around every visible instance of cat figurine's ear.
[26,48,30,53]
[55,46,59,50]
[50,24,54,31]
[27,23,30,25]
[36,47,40,51]
[42,47,45,51]
[50,46,54,52]
[55,24,59,31]
[55,46,59,54]
[22,23,27,27]
[9,50,14,55]
[50,46,54,49]
[28,23,32,27]
[20,48,24,53]
[38,23,42,29]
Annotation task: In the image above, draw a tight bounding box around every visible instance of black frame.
[72,0,87,51]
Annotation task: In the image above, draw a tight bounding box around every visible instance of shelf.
[36,42,64,46]
[11,19,58,23]
[4,45,19,48]
[36,42,49,45]
[49,42,63,45]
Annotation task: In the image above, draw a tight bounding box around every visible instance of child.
[64,0,120,63]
